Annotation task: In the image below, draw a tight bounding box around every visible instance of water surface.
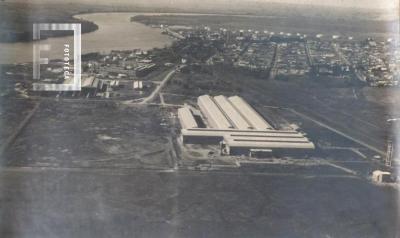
[0,12,174,64]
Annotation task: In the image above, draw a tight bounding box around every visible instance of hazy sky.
[17,0,399,10]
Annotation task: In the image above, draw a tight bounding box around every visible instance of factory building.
[198,95,233,129]
[178,107,198,129]
[213,95,252,129]
[181,128,306,144]
[228,96,273,130]
[221,136,315,155]
[178,95,315,156]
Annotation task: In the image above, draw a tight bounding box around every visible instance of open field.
[0,99,36,146]
[0,167,398,238]
[2,100,176,169]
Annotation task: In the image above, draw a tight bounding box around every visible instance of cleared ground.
[0,167,398,238]
[2,100,175,169]
[0,99,36,146]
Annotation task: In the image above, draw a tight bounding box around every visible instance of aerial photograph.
[0,0,399,237]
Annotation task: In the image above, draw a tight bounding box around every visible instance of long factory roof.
[181,128,308,142]
[184,128,299,134]
[181,128,314,149]
[182,128,303,136]
[198,95,233,129]
[213,95,252,130]
[224,135,310,142]
[224,139,315,149]
[228,96,273,130]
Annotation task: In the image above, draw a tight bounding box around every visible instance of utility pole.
[386,139,393,167]
[386,118,399,167]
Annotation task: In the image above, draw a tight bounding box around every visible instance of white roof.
[225,136,309,142]
[198,95,232,129]
[372,170,391,176]
[229,132,304,138]
[182,128,302,137]
[226,141,315,149]
[228,96,272,130]
[182,128,314,149]
[225,138,315,149]
[178,107,198,129]
[213,95,252,130]
[81,76,95,88]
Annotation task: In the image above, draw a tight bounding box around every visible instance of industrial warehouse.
[178,95,315,156]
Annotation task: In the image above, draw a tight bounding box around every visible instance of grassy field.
[0,167,397,238]
[2,100,175,169]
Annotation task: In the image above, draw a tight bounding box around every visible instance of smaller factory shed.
[178,107,198,129]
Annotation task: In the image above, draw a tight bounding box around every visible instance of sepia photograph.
[0,0,399,237]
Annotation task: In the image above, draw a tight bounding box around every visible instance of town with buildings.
[6,23,399,101]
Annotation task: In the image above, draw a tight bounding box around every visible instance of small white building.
[372,170,392,183]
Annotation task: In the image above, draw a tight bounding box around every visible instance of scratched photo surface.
[0,1,399,238]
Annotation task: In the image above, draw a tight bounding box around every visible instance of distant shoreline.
[1,8,397,44]
[130,13,397,41]
[0,20,98,44]
[0,12,175,64]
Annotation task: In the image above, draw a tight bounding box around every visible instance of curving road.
[140,69,176,104]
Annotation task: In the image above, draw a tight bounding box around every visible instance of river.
[0,13,175,64]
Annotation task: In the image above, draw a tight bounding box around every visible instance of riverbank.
[0,12,174,64]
